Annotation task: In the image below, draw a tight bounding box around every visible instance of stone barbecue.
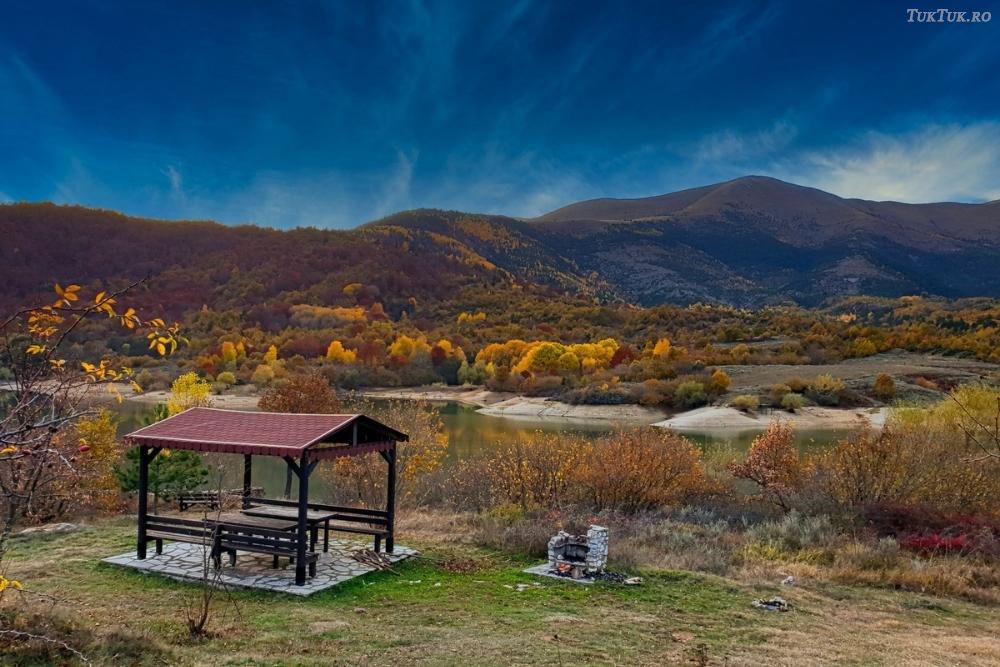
[546,525,608,579]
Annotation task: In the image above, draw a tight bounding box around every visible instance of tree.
[166,372,213,415]
[116,441,209,513]
[730,421,809,512]
[260,374,340,496]
[0,280,181,556]
[115,399,210,513]
[325,340,356,363]
[708,369,731,394]
[674,381,707,409]
[259,373,340,414]
[251,364,275,387]
[220,341,237,370]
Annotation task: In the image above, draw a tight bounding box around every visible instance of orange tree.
[0,280,181,556]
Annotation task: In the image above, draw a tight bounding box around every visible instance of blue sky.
[2,1,998,228]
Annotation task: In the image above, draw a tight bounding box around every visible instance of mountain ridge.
[3,176,999,309]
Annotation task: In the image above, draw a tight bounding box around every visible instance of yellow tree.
[166,372,214,415]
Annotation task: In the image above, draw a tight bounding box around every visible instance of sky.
[2,1,999,228]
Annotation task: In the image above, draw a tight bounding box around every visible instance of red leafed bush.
[899,533,970,555]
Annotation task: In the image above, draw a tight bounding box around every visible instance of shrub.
[822,422,1000,515]
[769,383,791,400]
[729,394,759,413]
[873,374,895,400]
[780,393,806,412]
[786,377,809,393]
[674,381,708,409]
[577,429,710,512]
[707,369,731,394]
[215,371,236,386]
[250,364,275,387]
[730,421,810,512]
[745,512,837,553]
[808,374,844,406]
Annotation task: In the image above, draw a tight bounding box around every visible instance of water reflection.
[112,399,850,498]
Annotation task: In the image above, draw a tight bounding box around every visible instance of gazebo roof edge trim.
[123,407,407,458]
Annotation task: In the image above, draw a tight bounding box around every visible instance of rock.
[752,596,791,612]
[624,576,643,586]
[671,631,696,643]
[17,522,79,535]
[781,575,795,586]
[353,607,367,614]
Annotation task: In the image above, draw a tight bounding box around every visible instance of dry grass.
[1,515,998,665]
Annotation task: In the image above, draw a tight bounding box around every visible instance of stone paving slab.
[103,539,417,597]
[523,563,595,584]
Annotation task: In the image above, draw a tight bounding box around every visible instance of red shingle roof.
[124,407,405,458]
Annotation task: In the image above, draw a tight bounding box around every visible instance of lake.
[111,399,850,497]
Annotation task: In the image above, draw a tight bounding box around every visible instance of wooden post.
[295,454,310,586]
[242,454,252,509]
[283,461,294,499]
[386,444,397,554]
[136,446,160,559]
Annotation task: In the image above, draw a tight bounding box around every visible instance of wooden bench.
[144,515,217,555]
[178,487,264,512]
[214,524,318,577]
[247,499,392,553]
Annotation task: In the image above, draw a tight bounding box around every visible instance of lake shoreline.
[69,382,888,432]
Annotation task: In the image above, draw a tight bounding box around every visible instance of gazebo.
[124,407,408,586]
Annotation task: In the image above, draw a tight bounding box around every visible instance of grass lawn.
[3,517,999,666]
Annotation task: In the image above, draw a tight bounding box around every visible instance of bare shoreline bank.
[14,381,888,432]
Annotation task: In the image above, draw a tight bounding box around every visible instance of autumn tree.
[730,421,810,512]
[0,280,182,555]
[260,373,341,496]
[166,372,213,415]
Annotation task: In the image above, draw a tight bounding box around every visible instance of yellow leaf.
[94,291,106,303]
[156,342,166,356]
[0,446,17,456]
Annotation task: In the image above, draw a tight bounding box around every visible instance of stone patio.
[103,539,418,597]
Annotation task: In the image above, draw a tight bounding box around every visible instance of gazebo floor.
[102,539,418,597]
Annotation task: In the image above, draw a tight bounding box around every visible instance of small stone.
[671,631,695,643]
[781,575,795,586]
[353,607,367,614]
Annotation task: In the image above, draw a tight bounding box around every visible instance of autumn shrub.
[873,373,895,400]
[807,373,844,406]
[730,421,812,512]
[320,396,448,508]
[769,383,791,401]
[576,429,710,512]
[780,393,806,412]
[673,380,707,409]
[786,377,809,393]
[479,432,591,511]
[729,394,759,413]
[215,371,236,386]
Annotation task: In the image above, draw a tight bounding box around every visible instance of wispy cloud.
[776,123,1000,203]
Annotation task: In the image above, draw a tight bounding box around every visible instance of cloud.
[694,120,798,163]
[162,165,184,198]
[778,123,1000,203]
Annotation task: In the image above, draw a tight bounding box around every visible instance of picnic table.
[240,505,338,551]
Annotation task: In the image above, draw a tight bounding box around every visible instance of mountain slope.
[3,176,999,311]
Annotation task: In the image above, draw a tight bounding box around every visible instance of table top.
[213,511,298,531]
[240,505,339,523]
